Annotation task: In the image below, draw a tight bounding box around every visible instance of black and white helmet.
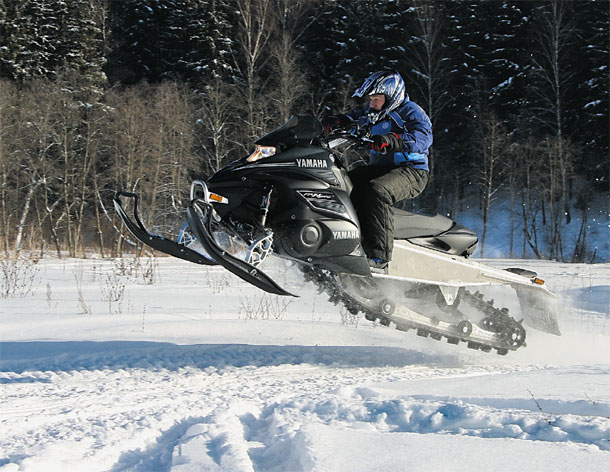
[352,71,406,124]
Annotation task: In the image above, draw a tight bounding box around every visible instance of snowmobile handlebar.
[314,129,373,170]
[319,128,373,149]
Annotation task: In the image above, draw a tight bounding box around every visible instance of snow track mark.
[2,344,609,470]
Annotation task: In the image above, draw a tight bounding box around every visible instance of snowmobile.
[114,115,560,355]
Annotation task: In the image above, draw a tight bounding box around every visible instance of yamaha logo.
[296,158,328,168]
[332,230,359,240]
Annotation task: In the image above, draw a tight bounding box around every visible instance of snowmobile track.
[300,266,526,355]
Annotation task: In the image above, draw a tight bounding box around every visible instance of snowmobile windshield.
[255,115,322,148]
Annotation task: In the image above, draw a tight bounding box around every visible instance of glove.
[322,114,352,134]
[368,133,403,154]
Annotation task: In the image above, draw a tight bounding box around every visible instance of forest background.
[0,0,608,263]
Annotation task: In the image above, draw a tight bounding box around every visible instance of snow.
[584,99,602,109]
[1,256,609,471]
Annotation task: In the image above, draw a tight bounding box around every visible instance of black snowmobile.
[114,115,560,355]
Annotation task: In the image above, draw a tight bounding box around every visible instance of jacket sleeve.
[398,103,433,154]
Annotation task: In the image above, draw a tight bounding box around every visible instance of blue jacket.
[347,96,433,171]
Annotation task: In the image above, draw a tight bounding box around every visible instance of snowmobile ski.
[113,191,216,266]
[186,193,295,298]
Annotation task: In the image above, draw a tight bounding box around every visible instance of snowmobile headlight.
[246,145,276,163]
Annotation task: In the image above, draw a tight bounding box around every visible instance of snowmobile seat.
[393,208,453,238]
[393,208,479,256]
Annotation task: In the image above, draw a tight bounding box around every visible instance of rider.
[323,70,432,270]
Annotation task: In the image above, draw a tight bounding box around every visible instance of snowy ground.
[1,256,609,471]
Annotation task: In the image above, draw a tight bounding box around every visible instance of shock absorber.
[259,185,273,227]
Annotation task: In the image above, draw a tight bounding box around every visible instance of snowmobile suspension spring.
[259,185,273,227]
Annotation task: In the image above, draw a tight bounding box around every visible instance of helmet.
[352,71,406,123]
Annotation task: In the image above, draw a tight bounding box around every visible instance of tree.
[0,0,605,260]
[195,79,238,175]
[402,0,453,209]
[513,136,545,259]
[0,0,57,81]
[0,0,105,85]
[233,0,277,143]
[572,0,609,189]
[265,0,317,121]
[299,0,395,115]
[269,32,309,122]
[527,0,577,140]
[33,71,105,257]
[107,0,168,84]
[526,1,580,258]
[183,0,236,85]
[471,112,509,256]
[0,79,25,254]
[148,82,198,234]
[404,0,452,135]
[538,135,576,260]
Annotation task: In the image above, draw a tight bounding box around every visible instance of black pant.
[348,165,429,261]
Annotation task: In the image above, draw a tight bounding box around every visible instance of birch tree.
[234,0,277,143]
[195,79,238,175]
[525,0,581,261]
[472,112,509,256]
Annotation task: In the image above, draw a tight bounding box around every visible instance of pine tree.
[572,0,609,187]
[56,0,106,88]
[481,1,529,125]
[442,2,484,144]
[0,0,58,80]
[107,0,236,86]
[108,0,165,83]
[297,1,344,111]
[436,1,483,206]
[180,0,235,85]
[299,0,396,114]
[0,0,105,84]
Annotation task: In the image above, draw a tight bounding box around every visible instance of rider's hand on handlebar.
[368,133,403,154]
